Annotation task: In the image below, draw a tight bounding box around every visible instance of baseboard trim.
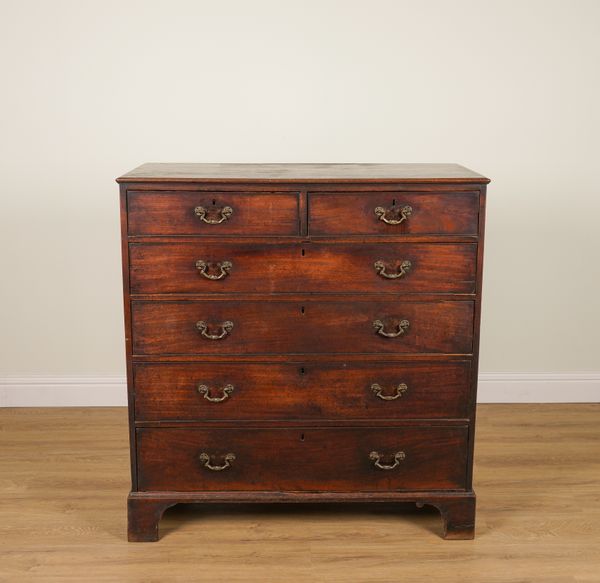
[1,372,599,407]
[0,376,127,407]
[477,372,600,403]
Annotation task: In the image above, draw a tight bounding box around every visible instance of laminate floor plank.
[0,405,599,582]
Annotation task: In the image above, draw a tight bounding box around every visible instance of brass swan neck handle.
[195,260,233,280]
[197,383,235,402]
[372,319,410,338]
[196,320,234,340]
[374,204,412,225]
[198,452,236,471]
[194,205,233,224]
[374,260,412,279]
[369,451,406,470]
[371,383,408,400]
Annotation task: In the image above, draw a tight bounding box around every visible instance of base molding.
[127,490,475,542]
[2,373,599,406]
[0,376,126,406]
[477,372,600,403]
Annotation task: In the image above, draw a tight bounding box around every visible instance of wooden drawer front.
[127,191,299,236]
[131,300,474,355]
[134,362,472,421]
[309,192,479,235]
[129,242,477,294]
[136,426,468,492]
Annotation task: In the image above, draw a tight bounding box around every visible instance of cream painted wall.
[1,0,599,381]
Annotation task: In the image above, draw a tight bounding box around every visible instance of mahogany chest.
[118,163,489,541]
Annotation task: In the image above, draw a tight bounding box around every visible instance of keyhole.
[300,367,305,375]
[301,306,305,315]
[300,433,305,441]
[392,198,397,206]
[301,248,306,257]
[212,199,216,205]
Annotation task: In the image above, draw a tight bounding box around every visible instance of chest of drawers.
[118,163,489,542]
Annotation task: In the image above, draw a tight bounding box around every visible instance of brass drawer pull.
[371,383,408,400]
[374,260,412,279]
[195,260,233,280]
[194,205,233,224]
[374,204,412,225]
[197,383,235,402]
[196,320,234,340]
[198,452,236,471]
[369,451,406,470]
[372,319,410,338]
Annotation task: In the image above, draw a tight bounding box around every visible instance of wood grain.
[308,191,480,236]
[127,191,300,236]
[117,163,490,183]
[119,166,487,542]
[129,242,477,294]
[133,361,472,421]
[130,299,475,356]
[136,426,468,492]
[1,405,598,581]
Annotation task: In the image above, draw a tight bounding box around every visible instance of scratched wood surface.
[1,404,599,582]
[117,163,490,183]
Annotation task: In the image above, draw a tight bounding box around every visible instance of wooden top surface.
[117,163,489,184]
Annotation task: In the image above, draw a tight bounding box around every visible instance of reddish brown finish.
[127,496,175,542]
[133,361,472,421]
[136,426,468,492]
[129,242,477,294]
[119,185,138,491]
[118,163,488,542]
[127,490,475,542]
[309,192,479,236]
[423,494,476,539]
[131,300,474,356]
[127,191,300,236]
[466,184,487,491]
[118,163,490,183]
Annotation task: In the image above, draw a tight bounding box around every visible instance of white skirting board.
[0,377,128,407]
[0,373,599,407]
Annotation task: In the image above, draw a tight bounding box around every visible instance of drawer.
[308,192,479,235]
[131,300,474,355]
[127,191,299,236]
[134,362,472,421]
[136,426,468,491]
[129,242,477,294]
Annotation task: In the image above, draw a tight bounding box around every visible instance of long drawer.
[136,426,469,492]
[134,362,472,421]
[127,191,300,236]
[131,300,474,355]
[129,242,477,294]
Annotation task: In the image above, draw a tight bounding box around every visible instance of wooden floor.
[1,405,599,582]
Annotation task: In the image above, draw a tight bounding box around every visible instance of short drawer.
[308,191,479,235]
[136,426,468,492]
[131,300,474,355]
[129,242,477,294]
[127,191,299,236]
[134,362,472,421]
